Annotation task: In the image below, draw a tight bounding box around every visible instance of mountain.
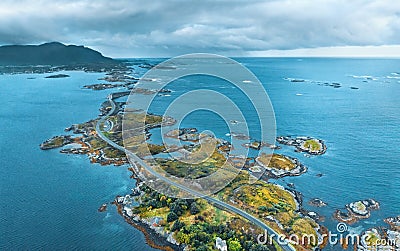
[0,42,116,66]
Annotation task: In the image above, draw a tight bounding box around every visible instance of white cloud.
[0,0,399,57]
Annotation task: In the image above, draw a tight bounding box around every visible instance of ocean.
[1,58,399,250]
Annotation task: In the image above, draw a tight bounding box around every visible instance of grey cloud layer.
[0,0,399,56]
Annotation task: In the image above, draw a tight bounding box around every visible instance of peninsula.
[0,42,126,74]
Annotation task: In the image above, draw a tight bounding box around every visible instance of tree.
[197,245,210,251]
[175,231,190,244]
[228,239,242,251]
[171,220,185,231]
[167,212,178,222]
[258,206,267,212]
[190,202,200,215]
[149,199,158,208]
[170,202,183,216]
[250,244,271,251]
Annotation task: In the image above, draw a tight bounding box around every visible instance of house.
[215,237,227,251]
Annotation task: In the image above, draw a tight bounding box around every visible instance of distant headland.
[0,42,115,66]
[0,42,127,74]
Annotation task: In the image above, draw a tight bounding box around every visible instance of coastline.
[28,57,400,250]
[114,202,181,251]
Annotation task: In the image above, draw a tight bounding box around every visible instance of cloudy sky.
[1,0,399,57]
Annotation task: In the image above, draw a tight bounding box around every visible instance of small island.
[83,83,126,90]
[283,78,342,89]
[334,199,380,224]
[308,198,327,207]
[255,153,307,178]
[45,73,70,78]
[357,220,400,251]
[276,136,327,155]
[242,140,280,150]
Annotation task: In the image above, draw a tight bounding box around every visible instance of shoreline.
[114,202,181,251]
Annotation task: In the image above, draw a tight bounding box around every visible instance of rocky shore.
[242,140,280,150]
[40,135,74,150]
[164,128,199,142]
[357,224,400,251]
[276,136,327,155]
[384,216,400,231]
[334,199,380,224]
[255,153,307,178]
[42,118,128,166]
[114,196,183,251]
[308,198,327,207]
[83,83,126,90]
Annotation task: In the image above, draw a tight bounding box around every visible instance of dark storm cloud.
[0,0,399,57]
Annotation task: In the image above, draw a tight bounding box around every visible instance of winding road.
[96,94,296,251]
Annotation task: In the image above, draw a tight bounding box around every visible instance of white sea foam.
[347,225,364,235]
[283,77,308,82]
[350,75,378,80]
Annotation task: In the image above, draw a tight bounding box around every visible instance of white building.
[215,237,227,251]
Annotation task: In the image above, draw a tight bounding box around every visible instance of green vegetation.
[303,139,321,151]
[190,202,200,215]
[354,201,367,212]
[145,114,163,125]
[128,183,280,251]
[258,153,296,170]
[128,171,319,250]
[364,232,380,247]
[103,147,125,158]
[218,171,318,249]
[167,212,178,222]
[88,137,108,149]
[50,137,66,146]
[155,149,226,179]
[147,144,166,155]
[228,239,242,251]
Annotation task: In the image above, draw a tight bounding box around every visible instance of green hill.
[0,42,116,66]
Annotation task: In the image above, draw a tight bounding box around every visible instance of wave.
[350,75,378,80]
[283,77,308,82]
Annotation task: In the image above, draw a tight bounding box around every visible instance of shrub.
[167,212,178,222]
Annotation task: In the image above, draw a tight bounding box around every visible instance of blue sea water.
[145,57,400,247]
[1,58,400,250]
[0,72,157,250]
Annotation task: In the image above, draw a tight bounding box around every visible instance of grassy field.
[156,149,226,179]
[258,153,296,170]
[303,139,321,151]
